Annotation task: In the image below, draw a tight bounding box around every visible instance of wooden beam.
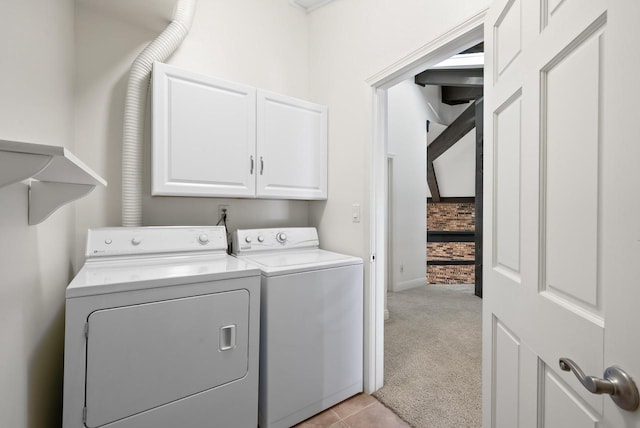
[427,231,475,243]
[460,42,484,54]
[474,97,484,298]
[427,197,475,204]
[427,260,475,266]
[426,160,440,202]
[441,86,483,105]
[427,102,476,163]
[415,68,483,87]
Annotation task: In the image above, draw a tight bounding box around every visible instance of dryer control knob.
[257,235,264,243]
[131,236,142,246]
[198,234,209,245]
[245,236,252,243]
[276,232,287,243]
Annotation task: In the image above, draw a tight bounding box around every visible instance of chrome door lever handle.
[559,358,639,411]
[559,358,615,394]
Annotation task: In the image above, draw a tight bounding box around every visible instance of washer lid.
[238,249,362,276]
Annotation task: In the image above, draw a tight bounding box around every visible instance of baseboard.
[392,278,426,292]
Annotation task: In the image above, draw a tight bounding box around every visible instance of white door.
[152,62,256,197]
[256,90,328,200]
[484,0,640,426]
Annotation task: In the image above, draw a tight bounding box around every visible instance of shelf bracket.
[0,139,106,225]
[29,182,97,225]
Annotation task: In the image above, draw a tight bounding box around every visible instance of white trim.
[366,8,487,394]
[365,87,387,393]
[365,8,488,89]
[392,278,427,293]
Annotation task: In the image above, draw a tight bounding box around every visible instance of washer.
[232,227,363,428]
[63,226,260,428]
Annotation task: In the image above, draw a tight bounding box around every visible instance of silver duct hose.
[122,0,196,226]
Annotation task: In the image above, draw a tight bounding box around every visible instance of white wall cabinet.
[152,63,327,200]
[257,90,327,199]
[152,63,256,197]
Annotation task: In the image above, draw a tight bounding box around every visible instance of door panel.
[494,0,522,77]
[493,92,522,278]
[482,0,636,426]
[541,21,604,311]
[543,367,599,427]
[493,319,520,428]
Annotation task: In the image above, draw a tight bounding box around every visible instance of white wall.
[0,4,494,423]
[307,0,490,285]
[0,1,76,427]
[74,0,312,265]
[387,80,433,291]
[386,78,476,292]
[430,122,476,197]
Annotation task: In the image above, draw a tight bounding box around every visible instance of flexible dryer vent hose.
[121,0,196,226]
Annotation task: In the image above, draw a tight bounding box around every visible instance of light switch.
[352,204,361,223]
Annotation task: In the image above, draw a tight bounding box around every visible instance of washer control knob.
[104,239,112,245]
[245,236,252,243]
[198,234,209,245]
[257,235,264,243]
[131,236,142,246]
[276,232,287,243]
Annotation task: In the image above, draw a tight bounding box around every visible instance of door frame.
[364,9,487,393]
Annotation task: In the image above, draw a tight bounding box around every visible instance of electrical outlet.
[218,204,229,220]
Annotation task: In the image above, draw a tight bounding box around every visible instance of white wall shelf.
[0,140,107,225]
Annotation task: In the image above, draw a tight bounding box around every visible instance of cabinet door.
[256,90,327,200]
[152,62,256,197]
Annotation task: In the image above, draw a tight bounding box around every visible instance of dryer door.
[84,289,249,428]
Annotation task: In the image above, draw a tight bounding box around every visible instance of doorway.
[373,38,484,426]
[364,2,487,403]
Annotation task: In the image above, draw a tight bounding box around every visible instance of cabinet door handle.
[260,156,264,175]
[250,155,254,175]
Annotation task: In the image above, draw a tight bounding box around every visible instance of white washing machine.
[232,227,363,428]
[63,226,261,428]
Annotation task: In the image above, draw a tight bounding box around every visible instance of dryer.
[233,227,363,428]
[63,226,260,428]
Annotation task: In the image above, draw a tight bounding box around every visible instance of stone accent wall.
[427,242,475,261]
[427,202,475,231]
[427,202,475,284]
[427,265,476,285]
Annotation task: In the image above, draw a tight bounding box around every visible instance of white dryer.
[232,227,363,428]
[63,226,260,428]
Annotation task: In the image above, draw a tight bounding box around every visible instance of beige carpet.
[373,284,482,428]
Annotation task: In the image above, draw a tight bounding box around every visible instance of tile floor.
[293,393,410,428]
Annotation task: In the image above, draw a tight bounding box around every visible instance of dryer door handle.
[219,324,237,351]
